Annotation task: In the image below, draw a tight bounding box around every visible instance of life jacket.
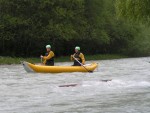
[73,51,82,66]
[45,51,54,66]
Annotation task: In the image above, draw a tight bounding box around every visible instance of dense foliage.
[116,0,150,23]
[0,0,149,57]
[115,0,150,56]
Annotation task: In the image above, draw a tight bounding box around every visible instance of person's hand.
[40,55,43,58]
[71,55,75,58]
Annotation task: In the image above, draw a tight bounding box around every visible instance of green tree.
[115,0,150,23]
[115,0,150,56]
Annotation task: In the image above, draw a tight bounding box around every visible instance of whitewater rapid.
[0,57,150,113]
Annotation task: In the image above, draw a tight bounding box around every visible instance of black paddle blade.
[88,71,93,73]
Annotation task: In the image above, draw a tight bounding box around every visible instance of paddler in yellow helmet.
[71,46,85,66]
[40,45,55,66]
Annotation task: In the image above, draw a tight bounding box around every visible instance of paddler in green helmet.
[41,44,55,66]
[71,46,85,66]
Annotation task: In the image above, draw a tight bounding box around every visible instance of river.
[0,57,150,113]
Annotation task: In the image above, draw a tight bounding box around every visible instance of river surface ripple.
[0,57,150,113]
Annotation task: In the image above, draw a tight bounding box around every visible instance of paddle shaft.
[41,57,43,64]
[73,56,93,73]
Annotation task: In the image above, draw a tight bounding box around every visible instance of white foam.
[80,79,150,89]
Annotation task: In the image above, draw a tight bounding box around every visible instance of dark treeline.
[0,0,150,57]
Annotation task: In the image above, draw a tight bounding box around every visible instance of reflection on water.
[0,57,150,113]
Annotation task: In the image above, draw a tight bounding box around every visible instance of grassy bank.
[0,54,128,65]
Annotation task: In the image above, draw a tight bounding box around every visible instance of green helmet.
[75,46,80,51]
[46,45,51,48]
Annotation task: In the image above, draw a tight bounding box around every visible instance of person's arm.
[70,54,75,61]
[43,59,46,65]
[43,51,54,60]
[79,53,85,65]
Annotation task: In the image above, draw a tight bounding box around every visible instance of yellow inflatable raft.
[22,61,98,73]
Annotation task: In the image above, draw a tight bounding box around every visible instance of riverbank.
[0,54,128,65]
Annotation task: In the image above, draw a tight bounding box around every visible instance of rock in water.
[59,84,78,87]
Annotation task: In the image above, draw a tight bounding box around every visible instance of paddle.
[40,56,43,64]
[73,56,93,73]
